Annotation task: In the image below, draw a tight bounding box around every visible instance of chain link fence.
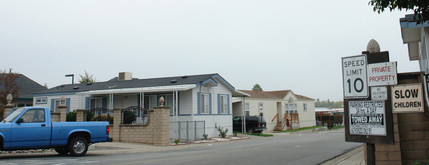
[170,121,205,142]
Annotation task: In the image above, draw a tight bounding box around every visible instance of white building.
[232,90,316,132]
[33,73,247,138]
[400,14,429,103]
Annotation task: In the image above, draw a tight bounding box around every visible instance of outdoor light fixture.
[65,74,74,84]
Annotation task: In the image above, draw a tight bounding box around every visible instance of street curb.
[319,145,363,165]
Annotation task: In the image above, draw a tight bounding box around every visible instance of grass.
[273,126,322,133]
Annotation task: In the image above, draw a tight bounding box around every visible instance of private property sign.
[391,84,424,113]
[342,55,368,98]
[367,62,397,86]
[349,100,386,136]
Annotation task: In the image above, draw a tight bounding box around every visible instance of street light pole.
[65,74,74,84]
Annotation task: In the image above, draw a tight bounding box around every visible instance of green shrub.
[91,114,114,124]
[123,110,136,124]
[215,123,229,138]
[66,111,76,122]
[86,112,94,121]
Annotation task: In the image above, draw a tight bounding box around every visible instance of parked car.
[0,107,110,156]
[233,116,266,133]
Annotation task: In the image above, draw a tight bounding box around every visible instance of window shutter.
[85,97,90,110]
[50,99,55,111]
[66,98,71,113]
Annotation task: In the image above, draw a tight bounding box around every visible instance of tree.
[0,69,20,105]
[78,70,95,84]
[252,84,263,91]
[369,0,429,24]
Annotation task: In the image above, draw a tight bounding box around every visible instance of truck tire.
[68,137,88,156]
[55,147,69,155]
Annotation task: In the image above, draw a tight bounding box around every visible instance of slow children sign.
[391,84,424,113]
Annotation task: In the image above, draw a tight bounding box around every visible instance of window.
[285,103,297,114]
[35,97,47,104]
[144,95,157,110]
[159,94,174,115]
[19,109,45,123]
[219,95,228,114]
[303,103,308,112]
[200,93,210,114]
[90,98,102,109]
[245,103,250,116]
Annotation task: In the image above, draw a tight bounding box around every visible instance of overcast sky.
[0,0,419,101]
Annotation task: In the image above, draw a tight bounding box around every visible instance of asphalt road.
[0,130,361,165]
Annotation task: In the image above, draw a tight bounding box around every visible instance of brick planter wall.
[110,106,170,146]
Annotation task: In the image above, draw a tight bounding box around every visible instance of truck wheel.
[248,128,255,134]
[55,147,69,155]
[68,137,88,156]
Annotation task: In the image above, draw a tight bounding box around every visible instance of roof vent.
[86,82,93,85]
[171,80,177,83]
[181,76,188,79]
[118,72,132,81]
[73,86,79,90]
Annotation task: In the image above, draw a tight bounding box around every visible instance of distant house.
[232,90,316,132]
[0,73,47,107]
[33,72,247,138]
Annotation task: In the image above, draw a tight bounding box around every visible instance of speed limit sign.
[342,55,368,98]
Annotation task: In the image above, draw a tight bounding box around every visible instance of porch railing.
[87,108,114,124]
[121,106,148,124]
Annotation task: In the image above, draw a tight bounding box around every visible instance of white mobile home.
[34,73,247,138]
[233,90,316,132]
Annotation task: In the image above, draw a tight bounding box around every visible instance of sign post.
[343,51,394,145]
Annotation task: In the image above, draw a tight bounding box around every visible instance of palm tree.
[79,70,95,84]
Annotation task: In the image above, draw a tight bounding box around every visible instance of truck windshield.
[2,107,26,123]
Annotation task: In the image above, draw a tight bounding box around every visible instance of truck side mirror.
[16,118,24,124]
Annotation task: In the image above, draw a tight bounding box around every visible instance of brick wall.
[110,106,170,146]
[370,112,429,164]
[51,112,60,122]
[397,113,429,164]
[375,113,402,165]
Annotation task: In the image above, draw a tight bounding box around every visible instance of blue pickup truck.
[0,107,110,156]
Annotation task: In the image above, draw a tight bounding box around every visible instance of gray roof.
[36,73,232,94]
[0,74,47,99]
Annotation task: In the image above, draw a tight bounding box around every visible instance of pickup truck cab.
[0,107,109,156]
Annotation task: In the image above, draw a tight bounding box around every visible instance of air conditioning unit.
[119,72,132,81]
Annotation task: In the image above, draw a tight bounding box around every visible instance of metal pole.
[194,120,197,141]
[178,121,181,141]
[243,97,246,134]
[186,121,189,142]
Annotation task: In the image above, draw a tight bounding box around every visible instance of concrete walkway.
[320,145,365,165]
